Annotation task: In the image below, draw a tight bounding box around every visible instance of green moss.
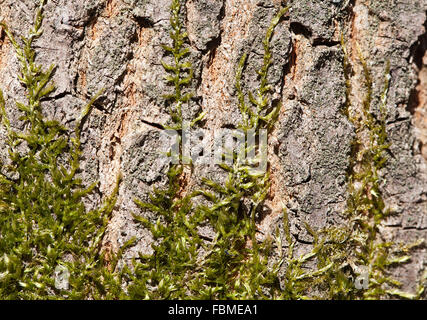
[128,4,289,299]
[0,0,125,299]
[193,6,290,299]
[0,0,423,301]
[161,0,204,131]
[302,41,426,300]
[128,0,207,299]
[343,47,424,299]
[124,2,426,300]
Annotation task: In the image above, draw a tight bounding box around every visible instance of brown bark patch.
[410,50,427,160]
[0,28,11,87]
[201,0,255,130]
[104,0,121,19]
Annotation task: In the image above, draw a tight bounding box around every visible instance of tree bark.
[0,0,426,296]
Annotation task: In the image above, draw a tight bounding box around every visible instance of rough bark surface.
[0,0,426,295]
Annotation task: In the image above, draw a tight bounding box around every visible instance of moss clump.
[0,0,124,299]
[342,46,424,299]
[128,0,207,299]
[194,6,289,299]
[128,164,208,299]
[161,0,204,131]
[303,42,426,300]
[128,3,289,299]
